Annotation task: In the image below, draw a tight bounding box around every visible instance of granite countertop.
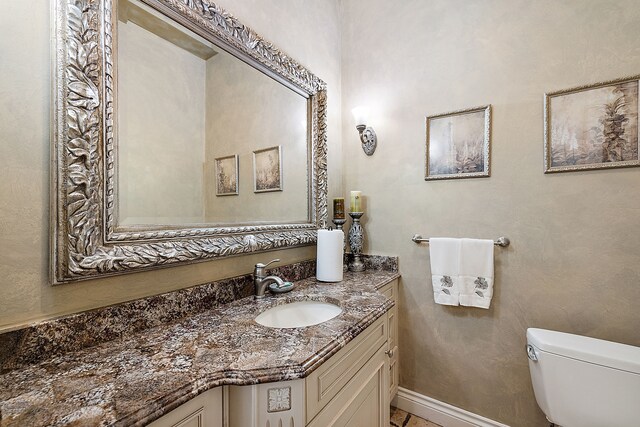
[0,270,399,427]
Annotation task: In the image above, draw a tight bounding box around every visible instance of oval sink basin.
[255,301,342,328]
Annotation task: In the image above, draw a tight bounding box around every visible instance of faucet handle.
[256,259,280,268]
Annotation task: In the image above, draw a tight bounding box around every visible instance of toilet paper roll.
[316,229,344,282]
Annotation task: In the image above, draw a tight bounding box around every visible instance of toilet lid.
[527,328,640,375]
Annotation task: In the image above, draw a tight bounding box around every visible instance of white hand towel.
[429,238,461,306]
[458,238,494,309]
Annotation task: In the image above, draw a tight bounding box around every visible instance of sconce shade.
[351,106,369,126]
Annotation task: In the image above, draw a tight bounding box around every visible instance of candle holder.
[332,218,347,251]
[348,212,365,272]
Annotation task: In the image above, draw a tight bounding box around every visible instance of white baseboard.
[392,387,510,427]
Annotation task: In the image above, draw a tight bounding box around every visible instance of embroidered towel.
[458,238,494,309]
[429,238,461,306]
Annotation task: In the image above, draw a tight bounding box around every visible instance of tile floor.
[390,406,442,427]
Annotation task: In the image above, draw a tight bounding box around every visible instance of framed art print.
[544,76,639,173]
[425,105,491,180]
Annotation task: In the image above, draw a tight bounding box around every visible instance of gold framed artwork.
[425,105,491,180]
[544,76,640,173]
[253,146,283,192]
[215,154,239,196]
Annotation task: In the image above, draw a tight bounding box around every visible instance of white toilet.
[526,328,640,427]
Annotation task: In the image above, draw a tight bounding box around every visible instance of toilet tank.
[526,328,640,427]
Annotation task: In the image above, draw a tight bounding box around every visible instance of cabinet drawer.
[387,301,397,350]
[306,315,388,423]
[148,387,222,427]
[379,279,398,349]
[378,279,398,302]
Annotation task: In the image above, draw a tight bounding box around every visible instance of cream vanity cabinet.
[151,280,398,427]
[228,300,396,427]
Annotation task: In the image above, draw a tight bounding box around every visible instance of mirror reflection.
[116,0,309,227]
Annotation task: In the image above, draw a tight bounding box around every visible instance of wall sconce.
[352,106,377,156]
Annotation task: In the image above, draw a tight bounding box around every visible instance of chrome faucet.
[253,259,285,299]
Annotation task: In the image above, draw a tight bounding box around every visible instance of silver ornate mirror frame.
[51,0,328,284]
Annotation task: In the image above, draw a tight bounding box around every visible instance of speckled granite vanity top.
[0,268,399,426]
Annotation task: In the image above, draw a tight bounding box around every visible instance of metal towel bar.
[411,234,510,247]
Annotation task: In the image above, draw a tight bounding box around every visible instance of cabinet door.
[148,387,222,427]
[389,345,399,399]
[306,315,387,422]
[379,279,399,400]
[307,344,389,427]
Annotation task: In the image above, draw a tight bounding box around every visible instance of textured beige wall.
[118,18,206,225]
[0,0,342,331]
[203,49,308,224]
[341,0,640,425]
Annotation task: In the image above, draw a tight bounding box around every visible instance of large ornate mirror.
[52,0,327,284]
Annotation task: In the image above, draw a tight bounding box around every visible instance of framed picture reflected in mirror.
[253,146,283,192]
[215,154,239,196]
